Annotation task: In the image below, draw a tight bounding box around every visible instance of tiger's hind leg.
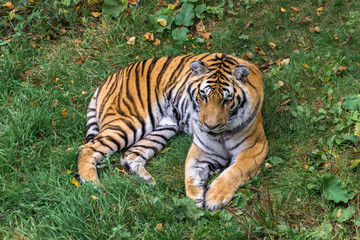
[121,118,179,185]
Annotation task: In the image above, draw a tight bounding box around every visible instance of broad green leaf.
[175,3,194,27]
[320,174,355,203]
[269,156,284,166]
[172,27,189,43]
[350,159,360,170]
[342,94,360,110]
[103,0,128,18]
[194,4,206,19]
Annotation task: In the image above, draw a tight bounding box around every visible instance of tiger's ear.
[190,61,206,75]
[234,64,250,81]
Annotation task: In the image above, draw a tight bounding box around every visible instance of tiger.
[77,53,268,211]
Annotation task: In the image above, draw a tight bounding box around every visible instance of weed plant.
[1,0,359,239]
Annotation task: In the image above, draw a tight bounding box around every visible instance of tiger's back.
[77,53,267,210]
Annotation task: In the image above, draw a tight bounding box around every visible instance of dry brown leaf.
[206,42,212,49]
[314,26,320,32]
[245,52,253,59]
[255,47,265,55]
[156,0,167,6]
[74,39,82,45]
[3,1,15,9]
[144,32,154,41]
[59,28,67,35]
[268,42,276,49]
[303,63,309,68]
[154,223,163,231]
[290,7,299,12]
[61,109,68,118]
[76,58,85,64]
[289,17,297,22]
[127,36,136,45]
[55,77,60,83]
[276,25,284,29]
[278,81,284,87]
[337,66,347,73]
[196,20,206,32]
[29,41,38,48]
[200,32,211,40]
[336,209,342,218]
[66,148,74,152]
[82,91,88,95]
[334,34,339,42]
[280,58,290,65]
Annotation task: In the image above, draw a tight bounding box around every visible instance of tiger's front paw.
[204,178,236,211]
[121,154,156,185]
[185,177,206,208]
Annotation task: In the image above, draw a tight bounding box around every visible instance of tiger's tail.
[85,88,99,143]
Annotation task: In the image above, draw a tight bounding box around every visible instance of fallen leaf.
[281,99,291,105]
[290,7,299,12]
[161,147,171,153]
[206,42,212,49]
[115,167,127,174]
[314,26,320,32]
[338,66,347,71]
[59,28,67,35]
[66,148,74,152]
[144,32,154,41]
[74,39,82,45]
[289,17,297,22]
[278,81,284,87]
[196,20,206,32]
[245,52,253,59]
[82,90,88,95]
[276,25,284,29]
[334,34,339,42]
[265,163,272,168]
[76,58,85,64]
[317,6,323,12]
[168,3,176,10]
[66,170,73,174]
[280,7,287,12]
[303,63,309,68]
[154,223,163,231]
[61,109,68,118]
[91,195,98,200]
[153,38,161,46]
[357,62,360,66]
[200,32,211,40]
[304,164,309,169]
[2,1,15,9]
[128,0,137,6]
[280,58,290,65]
[157,18,167,27]
[156,0,167,6]
[29,41,38,48]
[255,47,265,55]
[52,121,57,126]
[268,42,276,49]
[336,209,342,218]
[127,36,136,45]
[72,177,79,187]
[91,12,101,18]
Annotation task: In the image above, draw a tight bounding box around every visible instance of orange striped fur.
[77,53,268,210]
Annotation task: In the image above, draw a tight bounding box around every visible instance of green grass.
[1,0,360,239]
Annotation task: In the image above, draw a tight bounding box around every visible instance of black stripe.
[90,146,105,157]
[229,127,257,151]
[105,135,121,152]
[86,122,98,132]
[133,144,158,154]
[147,138,166,146]
[97,137,115,152]
[149,133,170,142]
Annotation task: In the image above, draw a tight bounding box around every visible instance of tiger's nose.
[204,122,220,130]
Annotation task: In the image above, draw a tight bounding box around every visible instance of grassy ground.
[1,0,359,239]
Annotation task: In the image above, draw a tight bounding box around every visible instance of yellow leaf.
[160,147,171,153]
[61,109,68,118]
[66,170,73,174]
[74,39,82,45]
[153,38,161,46]
[91,195,98,200]
[280,7,287,12]
[9,9,16,20]
[66,147,74,152]
[290,7,299,12]
[157,18,167,27]
[265,163,272,168]
[317,6,323,12]
[303,63,309,68]
[168,4,176,10]
[127,36,136,45]
[71,177,79,187]
[3,1,15,9]
[304,164,309,169]
[91,12,101,18]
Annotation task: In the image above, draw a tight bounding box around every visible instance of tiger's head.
[187,57,263,134]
